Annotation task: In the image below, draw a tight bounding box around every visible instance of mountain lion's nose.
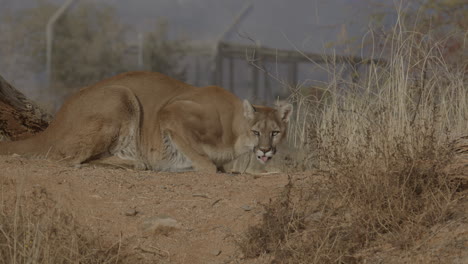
[259,147,271,153]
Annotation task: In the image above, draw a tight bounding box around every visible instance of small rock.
[140,215,181,236]
[241,205,252,211]
[192,193,209,198]
[210,249,222,256]
[125,208,138,216]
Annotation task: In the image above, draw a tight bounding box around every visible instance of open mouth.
[257,156,272,163]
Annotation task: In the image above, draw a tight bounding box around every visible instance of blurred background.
[0,0,465,112]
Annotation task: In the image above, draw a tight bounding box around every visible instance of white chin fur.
[255,150,273,164]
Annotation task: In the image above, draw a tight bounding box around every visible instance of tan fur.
[0,72,293,173]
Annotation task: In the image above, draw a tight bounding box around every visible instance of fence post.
[351,62,360,84]
[251,53,259,100]
[213,45,223,86]
[263,62,271,103]
[229,57,234,92]
[289,61,298,87]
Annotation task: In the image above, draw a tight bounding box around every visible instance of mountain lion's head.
[243,100,293,165]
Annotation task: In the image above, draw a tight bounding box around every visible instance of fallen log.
[0,74,51,141]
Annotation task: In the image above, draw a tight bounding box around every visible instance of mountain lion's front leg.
[166,132,217,173]
[159,101,219,173]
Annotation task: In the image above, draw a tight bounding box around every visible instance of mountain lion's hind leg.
[63,119,119,167]
[53,85,141,168]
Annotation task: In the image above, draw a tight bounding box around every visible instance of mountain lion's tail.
[0,133,48,157]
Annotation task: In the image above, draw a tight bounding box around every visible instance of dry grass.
[241,9,467,264]
[239,178,306,260]
[0,178,125,264]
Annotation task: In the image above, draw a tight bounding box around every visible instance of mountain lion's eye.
[252,130,260,136]
[271,131,280,137]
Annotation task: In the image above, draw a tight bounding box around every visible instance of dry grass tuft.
[0,181,125,264]
[239,178,305,260]
[241,8,467,263]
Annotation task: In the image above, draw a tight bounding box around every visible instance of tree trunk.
[0,75,51,141]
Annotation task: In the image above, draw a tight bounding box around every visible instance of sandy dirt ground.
[0,156,303,263]
[0,155,466,264]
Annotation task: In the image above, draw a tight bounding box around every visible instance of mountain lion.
[0,72,293,173]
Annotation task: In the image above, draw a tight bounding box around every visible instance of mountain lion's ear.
[243,100,256,120]
[276,101,293,122]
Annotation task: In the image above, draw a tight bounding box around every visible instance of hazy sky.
[3,0,388,54]
[1,0,392,105]
[105,0,385,54]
